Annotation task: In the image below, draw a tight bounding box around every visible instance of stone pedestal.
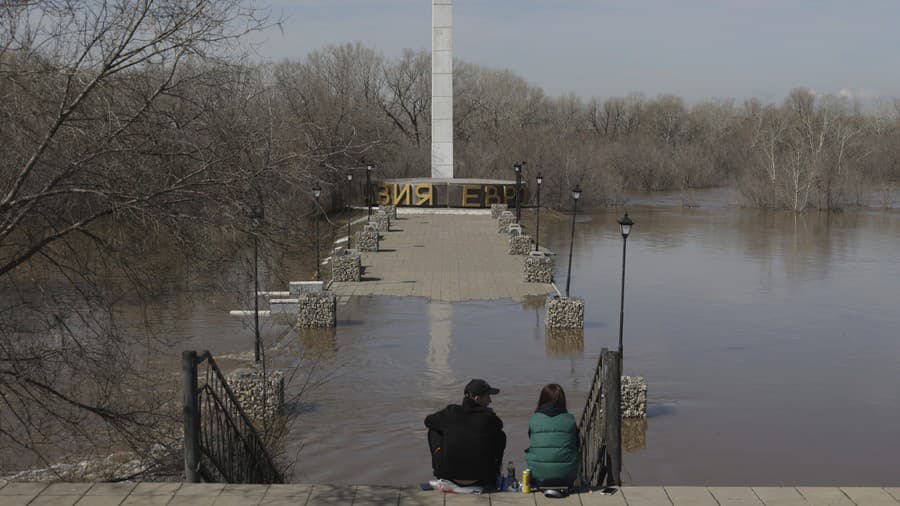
[508,234,533,255]
[546,295,585,329]
[332,249,361,282]
[226,367,285,423]
[621,375,648,418]
[524,251,553,283]
[380,204,397,219]
[373,212,390,232]
[297,292,337,327]
[491,203,508,219]
[498,212,515,232]
[356,229,379,252]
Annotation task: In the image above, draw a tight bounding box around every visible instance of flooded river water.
[178,199,900,486]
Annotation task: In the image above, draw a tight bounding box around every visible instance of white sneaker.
[429,479,483,494]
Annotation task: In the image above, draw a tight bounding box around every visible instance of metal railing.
[183,350,283,484]
[577,348,621,488]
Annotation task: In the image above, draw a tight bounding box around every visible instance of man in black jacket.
[425,379,506,486]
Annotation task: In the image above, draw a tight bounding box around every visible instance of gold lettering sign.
[370,181,521,207]
[374,184,390,205]
[484,186,501,205]
[461,185,480,207]
[392,184,411,206]
[503,185,516,203]
[415,184,433,206]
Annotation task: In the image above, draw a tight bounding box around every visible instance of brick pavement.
[330,211,556,302]
[2,483,899,505]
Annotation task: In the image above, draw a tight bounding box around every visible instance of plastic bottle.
[506,461,517,491]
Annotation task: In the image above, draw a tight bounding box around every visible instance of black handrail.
[577,351,607,487]
[577,348,621,488]
[183,350,283,484]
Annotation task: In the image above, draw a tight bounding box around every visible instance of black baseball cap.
[464,379,500,397]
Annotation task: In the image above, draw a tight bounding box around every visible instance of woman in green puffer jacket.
[525,384,579,487]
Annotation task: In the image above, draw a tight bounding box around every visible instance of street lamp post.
[346,173,353,248]
[250,203,264,363]
[313,186,322,280]
[564,185,582,297]
[513,162,523,223]
[366,165,373,222]
[617,213,634,367]
[535,174,543,251]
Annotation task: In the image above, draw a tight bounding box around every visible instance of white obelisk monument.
[431,0,453,178]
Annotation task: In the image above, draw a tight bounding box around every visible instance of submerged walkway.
[330,212,556,302]
[2,482,899,505]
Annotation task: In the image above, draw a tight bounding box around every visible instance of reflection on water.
[426,303,454,396]
[545,329,584,358]
[622,418,648,453]
[296,328,338,358]
[281,205,900,487]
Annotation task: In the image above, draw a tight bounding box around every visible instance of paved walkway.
[330,212,556,302]
[2,483,899,505]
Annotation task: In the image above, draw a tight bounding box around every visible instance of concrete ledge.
[397,207,491,215]
[289,281,324,296]
[1,484,897,505]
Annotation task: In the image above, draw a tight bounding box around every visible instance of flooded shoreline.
[3,198,899,485]
[283,205,900,486]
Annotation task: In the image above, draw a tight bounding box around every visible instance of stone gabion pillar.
[621,375,648,418]
[373,211,390,232]
[545,295,585,329]
[332,249,361,282]
[380,204,397,220]
[297,292,337,327]
[498,212,515,232]
[491,203,508,219]
[356,229,379,252]
[508,234,533,255]
[226,367,285,423]
[524,251,553,283]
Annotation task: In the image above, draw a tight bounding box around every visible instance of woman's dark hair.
[537,383,566,410]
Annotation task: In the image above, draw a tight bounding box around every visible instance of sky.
[250,0,900,103]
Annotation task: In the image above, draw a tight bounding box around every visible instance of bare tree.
[379,49,430,148]
[0,0,271,474]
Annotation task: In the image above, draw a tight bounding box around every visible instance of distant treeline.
[260,43,900,213]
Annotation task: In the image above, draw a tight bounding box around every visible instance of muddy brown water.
[12,197,898,485]
[266,203,898,486]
